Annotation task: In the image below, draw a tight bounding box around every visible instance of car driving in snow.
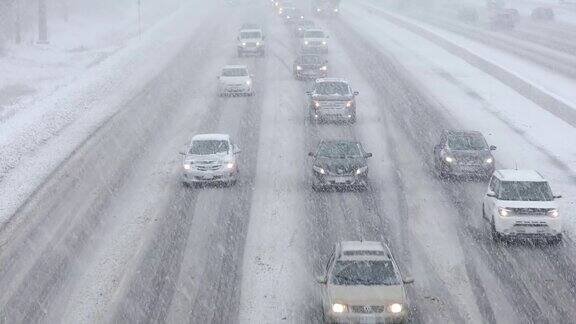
[317,241,413,323]
[282,7,305,24]
[482,170,563,243]
[237,28,265,57]
[293,54,328,80]
[309,140,372,191]
[307,78,358,123]
[433,130,496,179]
[293,19,315,37]
[217,65,254,96]
[302,28,329,53]
[180,134,241,187]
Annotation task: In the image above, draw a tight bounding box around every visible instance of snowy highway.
[1,0,576,323]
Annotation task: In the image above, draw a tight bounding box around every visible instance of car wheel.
[491,219,501,242]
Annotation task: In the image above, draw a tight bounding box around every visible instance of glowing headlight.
[226,162,235,169]
[548,208,559,218]
[320,66,327,71]
[313,166,326,174]
[313,101,321,108]
[345,101,353,108]
[286,15,291,19]
[356,166,368,175]
[445,156,454,163]
[296,65,302,70]
[389,303,403,314]
[304,40,309,45]
[183,164,191,170]
[317,8,321,12]
[498,207,511,217]
[485,157,493,164]
[246,80,252,85]
[322,41,327,45]
[332,303,346,313]
[256,41,260,46]
[242,42,246,46]
[334,8,339,12]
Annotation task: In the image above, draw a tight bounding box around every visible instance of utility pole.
[38,0,49,44]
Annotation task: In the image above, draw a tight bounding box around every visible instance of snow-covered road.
[1,0,575,323]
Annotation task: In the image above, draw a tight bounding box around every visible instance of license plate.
[203,175,214,180]
[334,177,347,184]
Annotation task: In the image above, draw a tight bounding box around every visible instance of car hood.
[184,153,230,164]
[296,62,323,68]
[315,157,366,174]
[239,38,262,43]
[312,94,353,101]
[495,200,557,209]
[448,149,493,161]
[328,284,406,305]
[220,76,249,83]
[304,37,326,42]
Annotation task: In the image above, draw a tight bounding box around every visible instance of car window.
[317,142,362,158]
[447,134,487,150]
[314,82,350,96]
[498,181,554,201]
[222,68,248,77]
[331,260,400,286]
[240,31,262,39]
[189,140,229,155]
[304,30,325,38]
[300,56,321,64]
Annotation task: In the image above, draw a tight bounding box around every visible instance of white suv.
[180,134,240,187]
[302,28,329,53]
[237,28,265,57]
[217,65,254,96]
[482,170,562,243]
[317,241,413,323]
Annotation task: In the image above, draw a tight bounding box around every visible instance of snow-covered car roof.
[315,77,349,84]
[339,241,390,259]
[191,134,230,142]
[494,169,546,182]
[222,65,248,70]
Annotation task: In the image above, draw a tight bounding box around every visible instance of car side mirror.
[353,91,359,96]
[402,277,415,284]
[308,152,315,157]
[486,191,496,198]
[364,153,373,158]
[554,195,562,199]
[179,151,186,156]
[316,275,327,284]
[490,145,497,151]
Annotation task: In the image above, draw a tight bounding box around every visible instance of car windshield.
[317,142,362,158]
[315,82,350,95]
[498,181,554,201]
[189,140,229,155]
[240,31,261,39]
[331,260,400,286]
[300,56,322,64]
[448,134,487,150]
[305,30,325,38]
[298,21,314,27]
[222,68,248,77]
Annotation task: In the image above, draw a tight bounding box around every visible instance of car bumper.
[311,108,355,121]
[296,69,328,79]
[238,46,264,53]
[182,170,237,184]
[302,45,328,53]
[326,311,407,324]
[495,216,561,237]
[220,85,252,94]
[313,173,367,188]
[442,163,494,177]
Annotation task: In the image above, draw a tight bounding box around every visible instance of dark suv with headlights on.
[307,78,358,123]
[434,130,496,179]
[309,140,372,191]
[293,54,327,80]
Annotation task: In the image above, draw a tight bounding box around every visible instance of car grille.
[511,208,549,216]
[458,157,482,166]
[194,161,222,171]
[245,42,257,47]
[327,167,355,176]
[350,305,385,313]
[308,41,323,46]
[514,220,548,227]
[319,101,346,110]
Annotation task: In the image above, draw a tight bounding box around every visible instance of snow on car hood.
[496,200,557,209]
[185,153,229,164]
[328,284,406,305]
[312,94,353,101]
[219,76,250,84]
[316,157,366,174]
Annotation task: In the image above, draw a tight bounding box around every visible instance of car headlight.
[256,41,260,46]
[320,66,327,71]
[322,41,327,45]
[313,166,326,174]
[313,100,321,108]
[332,303,346,313]
[317,8,321,12]
[334,8,339,12]
[445,156,454,163]
[226,162,235,169]
[355,166,368,175]
[183,164,191,170]
[242,42,246,46]
[548,208,559,218]
[498,207,511,217]
[388,303,403,314]
[304,40,309,45]
[485,157,493,164]
[296,65,302,70]
[286,15,291,19]
[246,80,252,85]
[345,100,353,108]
